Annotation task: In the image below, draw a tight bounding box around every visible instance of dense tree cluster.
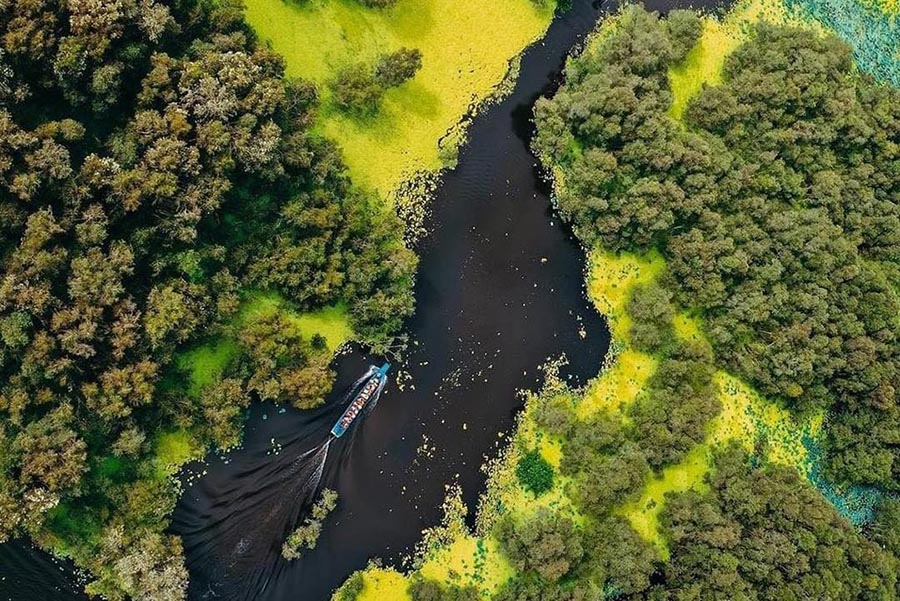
[625,283,674,354]
[657,444,898,600]
[563,427,650,516]
[494,575,602,601]
[408,578,480,601]
[496,506,584,583]
[629,340,719,469]
[511,8,900,599]
[238,312,334,409]
[332,48,423,115]
[505,391,898,599]
[0,0,415,597]
[534,6,900,489]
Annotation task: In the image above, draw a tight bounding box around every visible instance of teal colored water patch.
[802,433,884,525]
[786,0,900,86]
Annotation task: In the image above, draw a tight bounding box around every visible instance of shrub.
[331,64,382,114]
[532,393,575,438]
[375,48,423,88]
[335,572,365,601]
[358,0,398,7]
[282,488,338,560]
[311,333,327,350]
[516,448,554,496]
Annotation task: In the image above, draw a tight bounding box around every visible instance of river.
[173,1,608,598]
[0,1,715,599]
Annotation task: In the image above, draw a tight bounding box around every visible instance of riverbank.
[245,0,556,237]
[172,1,610,598]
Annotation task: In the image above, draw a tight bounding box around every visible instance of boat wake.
[173,365,389,601]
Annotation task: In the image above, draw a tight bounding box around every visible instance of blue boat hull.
[330,363,390,437]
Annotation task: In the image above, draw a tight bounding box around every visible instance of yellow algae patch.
[152,428,205,479]
[245,0,553,199]
[494,432,579,521]
[503,472,579,526]
[358,568,410,601]
[621,444,711,556]
[238,292,354,351]
[474,402,583,539]
[711,372,822,473]
[672,312,703,343]
[709,373,756,449]
[578,349,656,419]
[288,304,354,352]
[515,403,565,469]
[539,435,564,470]
[587,250,665,342]
[419,535,514,595]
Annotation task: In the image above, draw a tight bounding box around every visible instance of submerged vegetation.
[282,488,339,560]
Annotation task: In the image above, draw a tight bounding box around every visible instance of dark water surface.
[173,2,611,599]
[0,540,85,601]
[0,1,725,599]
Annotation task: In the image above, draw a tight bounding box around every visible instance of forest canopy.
[507,6,900,600]
[0,0,414,598]
[534,6,900,491]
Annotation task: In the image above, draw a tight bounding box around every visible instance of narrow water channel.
[173,2,609,599]
[0,1,723,599]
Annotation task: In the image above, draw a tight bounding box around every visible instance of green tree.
[625,282,675,353]
[496,507,583,582]
[332,63,383,115]
[516,448,554,496]
[375,48,423,88]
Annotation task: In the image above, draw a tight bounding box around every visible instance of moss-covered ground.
[245,0,554,201]
[152,428,208,480]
